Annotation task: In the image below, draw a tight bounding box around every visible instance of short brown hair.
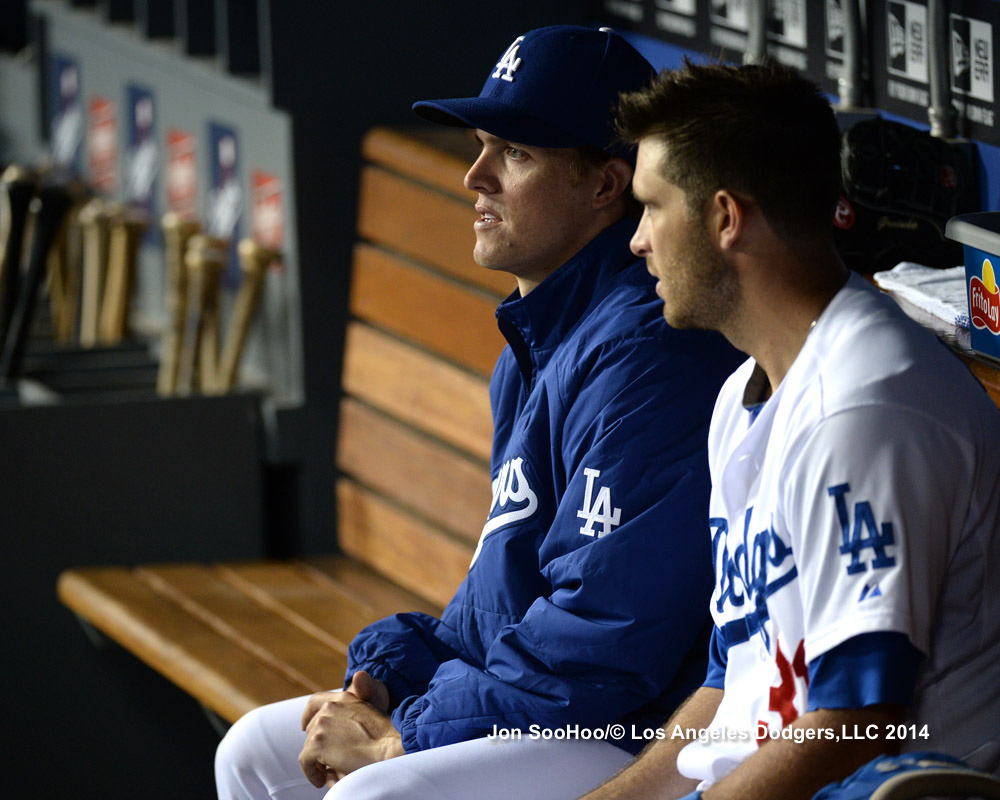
[616,60,841,241]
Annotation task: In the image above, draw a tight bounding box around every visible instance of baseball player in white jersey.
[582,61,1000,800]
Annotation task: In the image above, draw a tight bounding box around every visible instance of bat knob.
[185,234,229,270]
[237,238,281,274]
[114,204,149,233]
[77,197,107,227]
[161,211,200,237]
[1,164,37,187]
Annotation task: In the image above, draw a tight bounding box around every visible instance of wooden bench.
[57,125,512,729]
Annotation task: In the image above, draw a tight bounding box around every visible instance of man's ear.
[710,189,745,251]
[592,157,633,210]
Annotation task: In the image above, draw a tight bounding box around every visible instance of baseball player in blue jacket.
[216,26,743,800]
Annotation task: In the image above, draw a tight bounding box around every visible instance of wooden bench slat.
[361,126,480,199]
[342,322,493,462]
[964,356,1000,408]
[57,567,311,723]
[362,126,479,198]
[301,556,442,618]
[337,398,489,545]
[215,562,389,656]
[351,244,506,377]
[337,479,472,609]
[135,565,346,694]
[356,166,515,297]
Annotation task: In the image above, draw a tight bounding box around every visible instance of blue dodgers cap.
[412,25,654,156]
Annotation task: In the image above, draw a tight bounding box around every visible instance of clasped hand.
[298,670,404,789]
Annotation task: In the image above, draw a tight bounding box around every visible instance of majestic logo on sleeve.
[471,457,538,567]
[576,468,622,538]
[492,37,525,82]
[827,483,897,576]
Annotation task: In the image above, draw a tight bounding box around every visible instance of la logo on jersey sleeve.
[827,483,897,584]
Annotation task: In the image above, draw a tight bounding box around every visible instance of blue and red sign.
[208,121,243,286]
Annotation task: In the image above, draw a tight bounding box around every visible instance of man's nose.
[630,215,650,257]
[464,154,498,194]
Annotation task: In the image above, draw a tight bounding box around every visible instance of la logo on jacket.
[577,468,621,538]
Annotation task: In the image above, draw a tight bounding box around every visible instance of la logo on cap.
[493,36,525,82]
[970,258,1000,334]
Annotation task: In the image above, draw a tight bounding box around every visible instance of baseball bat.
[47,202,74,344]
[156,212,201,396]
[0,166,37,356]
[927,0,957,139]
[837,0,865,110]
[215,238,280,392]
[77,198,114,348]
[176,233,227,394]
[57,194,91,345]
[0,177,74,381]
[743,0,768,65]
[98,207,147,345]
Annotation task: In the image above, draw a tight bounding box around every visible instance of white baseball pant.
[215,694,635,800]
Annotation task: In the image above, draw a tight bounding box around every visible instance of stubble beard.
[662,219,740,333]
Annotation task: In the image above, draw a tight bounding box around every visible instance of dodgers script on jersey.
[676,273,1000,786]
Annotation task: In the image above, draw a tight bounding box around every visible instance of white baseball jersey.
[676,273,1000,787]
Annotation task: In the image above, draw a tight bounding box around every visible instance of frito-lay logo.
[970,258,1000,334]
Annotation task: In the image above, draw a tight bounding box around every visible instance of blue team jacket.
[347,218,744,754]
